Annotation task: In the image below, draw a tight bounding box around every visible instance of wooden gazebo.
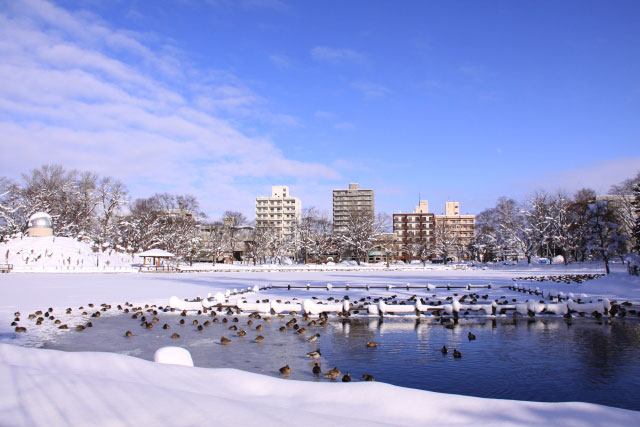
[138,249,175,271]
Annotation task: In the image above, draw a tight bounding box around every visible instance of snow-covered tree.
[586,200,625,274]
[433,217,460,264]
[633,183,640,254]
[0,177,25,241]
[96,177,129,247]
[337,210,388,265]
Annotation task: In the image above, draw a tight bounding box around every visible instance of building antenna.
[418,192,421,205]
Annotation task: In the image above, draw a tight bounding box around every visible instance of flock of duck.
[512,274,605,284]
[10,292,489,385]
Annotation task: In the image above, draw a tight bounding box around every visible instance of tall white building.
[255,186,301,240]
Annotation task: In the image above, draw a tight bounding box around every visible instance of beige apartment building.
[435,201,476,256]
[333,183,374,233]
[255,186,301,240]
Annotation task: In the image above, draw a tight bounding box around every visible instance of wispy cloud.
[268,53,292,69]
[0,0,337,217]
[310,46,365,65]
[334,122,356,131]
[352,81,390,98]
[314,110,335,119]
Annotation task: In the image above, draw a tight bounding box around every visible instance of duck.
[220,336,231,345]
[197,325,204,331]
[307,333,320,343]
[254,335,264,343]
[468,332,476,341]
[125,331,132,337]
[15,326,27,333]
[163,324,170,329]
[58,324,68,329]
[307,350,322,359]
[297,327,307,334]
[229,325,238,331]
[86,322,93,328]
[247,320,253,326]
[179,319,185,325]
[279,326,287,333]
[237,329,247,337]
[453,349,462,358]
[76,325,86,331]
[279,365,291,375]
[171,333,180,339]
[361,374,375,381]
[204,320,211,327]
[324,367,340,379]
[312,363,321,375]
[441,346,448,354]
[146,323,153,329]
[193,319,199,326]
[256,324,263,331]
[342,372,352,382]
[366,341,377,348]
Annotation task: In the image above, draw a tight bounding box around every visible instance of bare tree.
[586,201,625,274]
[433,218,460,264]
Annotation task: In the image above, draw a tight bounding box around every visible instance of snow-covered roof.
[29,212,52,221]
[137,249,175,258]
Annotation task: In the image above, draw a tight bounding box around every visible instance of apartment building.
[435,201,476,257]
[255,186,301,240]
[393,201,435,262]
[333,183,374,233]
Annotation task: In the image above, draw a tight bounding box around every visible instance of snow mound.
[153,346,194,367]
[0,236,137,272]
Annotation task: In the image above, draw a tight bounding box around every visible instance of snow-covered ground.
[1,264,639,425]
[1,236,138,272]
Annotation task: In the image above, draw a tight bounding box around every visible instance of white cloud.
[310,46,365,65]
[314,110,335,119]
[351,81,390,98]
[0,0,338,217]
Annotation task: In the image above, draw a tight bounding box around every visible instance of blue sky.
[1,0,639,219]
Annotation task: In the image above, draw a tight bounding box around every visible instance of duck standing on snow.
[361,374,375,381]
[324,367,340,379]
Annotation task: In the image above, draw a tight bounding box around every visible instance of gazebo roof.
[138,249,175,258]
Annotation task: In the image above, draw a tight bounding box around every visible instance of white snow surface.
[1,344,637,427]
[1,262,640,425]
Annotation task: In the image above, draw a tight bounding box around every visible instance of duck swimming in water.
[220,336,231,345]
[441,346,448,354]
[453,349,462,358]
[279,365,291,375]
[468,332,476,341]
[324,367,340,379]
[312,363,321,375]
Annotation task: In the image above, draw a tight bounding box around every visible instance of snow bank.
[0,344,637,426]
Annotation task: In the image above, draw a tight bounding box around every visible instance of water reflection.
[41,314,640,411]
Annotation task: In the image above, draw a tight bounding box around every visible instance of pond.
[39,310,640,411]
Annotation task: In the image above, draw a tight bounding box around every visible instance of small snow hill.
[0,236,137,272]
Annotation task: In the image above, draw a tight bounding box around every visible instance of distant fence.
[0,264,13,273]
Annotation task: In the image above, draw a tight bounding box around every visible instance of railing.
[0,264,13,273]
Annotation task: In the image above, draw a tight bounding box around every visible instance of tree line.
[471,173,640,273]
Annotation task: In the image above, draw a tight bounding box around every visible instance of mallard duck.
[307,333,320,343]
[256,324,263,331]
[453,349,462,358]
[279,326,287,332]
[361,374,375,381]
[125,331,132,337]
[229,325,238,330]
[307,350,322,359]
[312,363,321,375]
[171,333,180,339]
[197,325,203,331]
[220,336,231,345]
[163,324,170,329]
[366,341,377,348]
[468,332,476,341]
[255,335,264,343]
[324,367,340,379]
[237,329,247,337]
[279,365,291,375]
[341,372,351,382]
[441,346,448,354]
